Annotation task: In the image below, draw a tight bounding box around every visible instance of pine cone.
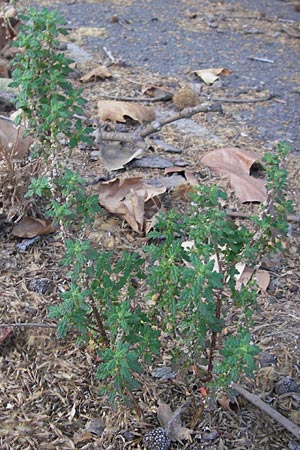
[143,427,170,450]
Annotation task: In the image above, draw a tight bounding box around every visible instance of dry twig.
[94,102,221,148]
[226,209,300,223]
[1,322,57,329]
[98,93,172,102]
[211,93,275,103]
[232,383,300,439]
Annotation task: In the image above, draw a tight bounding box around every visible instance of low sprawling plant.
[11,6,293,405]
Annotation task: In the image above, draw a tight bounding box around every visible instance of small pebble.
[275,376,300,395]
[258,351,277,367]
[28,278,53,295]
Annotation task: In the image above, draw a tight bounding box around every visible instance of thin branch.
[95,102,220,147]
[211,93,275,104]
[1,322,57,329]
[226,209,300,223]
[98,93,173,102]
[232,382,300,439]
[140,102,222,138]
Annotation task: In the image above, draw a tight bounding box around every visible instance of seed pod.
[143,427,170,450]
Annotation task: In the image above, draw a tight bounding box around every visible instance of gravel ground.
[46,0,300,151]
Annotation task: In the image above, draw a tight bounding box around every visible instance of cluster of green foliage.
[10,7,90,151]
[12,7,292,405]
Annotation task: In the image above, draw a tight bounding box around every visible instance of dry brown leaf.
[0,117,33,160]
[192,67,232,85]
[79,65,112,82]
[157,401,192,442]
[164,166,199,185]
[0,325,12,345]
[141,84,171,98]
[200,147,267,202]
[100,143,144,171]
[235,262,254,291]
[98,100,156,123]
[227,172,267,203]
[235,264,270,292]
[0,56,10,77]
[96,177,166,232]
[217,393,239,412]
[201,147,261,174]
[255,269,270,292]
[12,217,57,238]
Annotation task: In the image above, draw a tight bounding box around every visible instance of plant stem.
[89,295,110,346]
[206,253,223,382]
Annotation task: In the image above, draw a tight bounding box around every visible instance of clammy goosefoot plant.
[10,6,161,406]
[145,142,292,389]
[11,7,293,405]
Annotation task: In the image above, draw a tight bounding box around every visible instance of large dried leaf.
[200,147,267,202]
[141,84,172,98]
[0,117,33,160]
[217,393,239,412]
[193,67,232,85]
[96,177,166,232]
[98,100,156,123]
[255,269,270,292]
[12,217,57,238]
[157,401,192,442]
[227,172,266,203]
[79,65,112,82]
[0,8,18,51]
[164,166,199,185]
[100,143,144,171]
[235,263,270,291]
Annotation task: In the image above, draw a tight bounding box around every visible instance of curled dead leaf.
[12,217,57,238]
[164,166,199,185]
[100,144,145,171]
[217,393,239,412]
[0,325,13,345]
[157,401,192,442]
[200,147,267,203]
[79,65,112,82]
[255,269,270,292]
[96,177,165,233]
[193,67,232,85]
[0,117,33,160]
[235,263,270,292]
[98,100,156,123]
[141,84,171,98]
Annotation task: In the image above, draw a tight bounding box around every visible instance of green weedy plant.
[48,242,160,403]
[145,148,292,389]
[145,185,260,388]
[10,7,97,233]
[11,7,293,404]
[10,7,91,152]
[10,7,160,405]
